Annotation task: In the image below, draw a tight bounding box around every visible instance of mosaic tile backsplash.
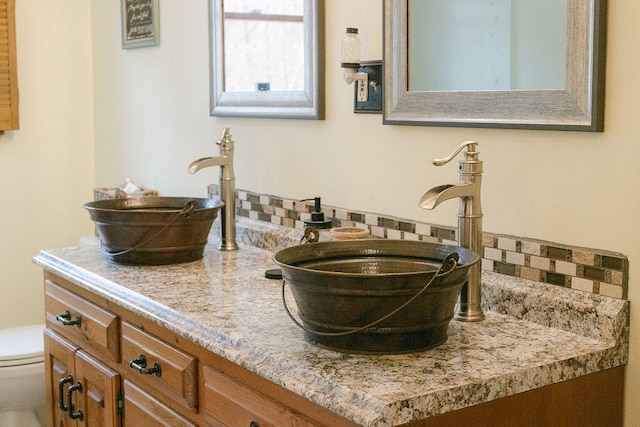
[209,185,628,299]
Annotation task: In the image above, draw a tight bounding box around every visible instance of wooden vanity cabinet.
[43,270,623,426]
[403,365,624,427]
[44,279,123,426]
[43,274,195,426]
[42,271,355,427]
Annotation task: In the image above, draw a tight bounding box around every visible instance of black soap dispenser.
[302,197,333,229]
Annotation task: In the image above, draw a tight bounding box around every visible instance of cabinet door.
[44,329,122,427]
[74,350,122,426]
[123,380,196,427]
[44,329,79,427]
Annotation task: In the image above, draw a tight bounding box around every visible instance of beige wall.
[0,1,95,328]
[3,0,638,424]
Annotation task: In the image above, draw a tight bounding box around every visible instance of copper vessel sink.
[84,197,223,265]
[274,240,479,354]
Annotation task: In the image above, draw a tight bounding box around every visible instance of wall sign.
[121,0,159,49]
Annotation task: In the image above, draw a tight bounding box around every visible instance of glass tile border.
[209,186,628,299]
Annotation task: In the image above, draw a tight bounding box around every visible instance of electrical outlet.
[357,74,369,102]
[354,61,382,113]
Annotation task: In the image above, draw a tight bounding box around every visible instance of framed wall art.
[121,0,159,49]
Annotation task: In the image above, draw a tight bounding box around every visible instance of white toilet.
[0,324,46,427]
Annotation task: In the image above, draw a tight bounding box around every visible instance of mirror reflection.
[223,0,304,92]
[408,0,567,91]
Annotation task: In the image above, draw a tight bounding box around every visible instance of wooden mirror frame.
[383,0,607,131]
[209,0,324,120]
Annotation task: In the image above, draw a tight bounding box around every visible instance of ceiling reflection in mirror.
[408,0,567,91]
[223,0,304,92]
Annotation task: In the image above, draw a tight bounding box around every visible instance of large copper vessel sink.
[274,240,479,354]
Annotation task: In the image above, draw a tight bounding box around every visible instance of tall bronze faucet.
[419,141,484,322]
[187,128,239,251]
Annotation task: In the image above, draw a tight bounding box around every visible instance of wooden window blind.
[0,0,18,131]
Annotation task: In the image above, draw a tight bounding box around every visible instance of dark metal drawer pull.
[56,310,82,327]
[129,354,162,377]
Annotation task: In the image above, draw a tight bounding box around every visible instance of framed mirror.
[209,0,324,120]
[384,0,607,131]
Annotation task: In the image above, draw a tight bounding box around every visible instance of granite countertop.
[33,218,629,427]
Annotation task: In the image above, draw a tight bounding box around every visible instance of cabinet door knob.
[56,310,82,327]
[250,422,260,427]
[129,354,162,377]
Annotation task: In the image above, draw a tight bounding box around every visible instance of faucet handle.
[216,128,234,151]
[433,141,478,166]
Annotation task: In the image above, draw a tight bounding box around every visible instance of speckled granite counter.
[34,218,629,427]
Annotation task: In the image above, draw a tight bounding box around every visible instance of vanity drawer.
[45,279,120,363]
[121,322,198,413]
[123,380,196,427]
[203,365,321,427]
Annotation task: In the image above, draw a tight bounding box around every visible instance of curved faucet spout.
[419,183,480,210]
[187,157,228,174]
